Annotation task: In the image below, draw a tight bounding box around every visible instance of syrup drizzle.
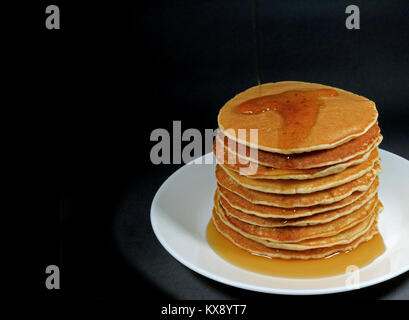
[237,89,338,148]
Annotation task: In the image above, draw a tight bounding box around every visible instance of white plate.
[150,149,409,295]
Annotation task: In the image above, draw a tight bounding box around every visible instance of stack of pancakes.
[212,81,382,259]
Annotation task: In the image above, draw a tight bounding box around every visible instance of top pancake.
[218,81,378,154]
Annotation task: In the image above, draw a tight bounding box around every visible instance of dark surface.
[43,0,409,301]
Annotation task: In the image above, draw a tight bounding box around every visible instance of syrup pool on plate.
[206,219,385,278]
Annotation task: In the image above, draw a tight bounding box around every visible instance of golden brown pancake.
[216,123,381,169]
[218,81,378,154]
[211,81,383,261]
[212,208,380,259]
[215,199,382,250]
[219,148,379,194]
[216,163,381,208]
[214,136,380,180]
[218,181,378,226]
[218,177,379,219]
[215,191,378,243]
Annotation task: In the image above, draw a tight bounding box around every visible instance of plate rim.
[150,148,409,295]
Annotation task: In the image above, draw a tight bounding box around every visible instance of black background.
[38,0,409,302]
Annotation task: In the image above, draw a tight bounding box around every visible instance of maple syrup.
[206,219,385,278]
[251,0,261,87]
[237,89,338,149]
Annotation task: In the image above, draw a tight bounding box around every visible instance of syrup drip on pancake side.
[237,89,339,149]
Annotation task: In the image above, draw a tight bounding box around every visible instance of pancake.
[212,208,380,259]
[211,81,383,262]
[215,199,382,250]
[219,148,379,194]
[218,81,378,154]
[215,191,378,243]
[216,162,381,208]
[218,180,379,226]
[216,123,381,169]
[218,177,379,219]
[214,136,380,180]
